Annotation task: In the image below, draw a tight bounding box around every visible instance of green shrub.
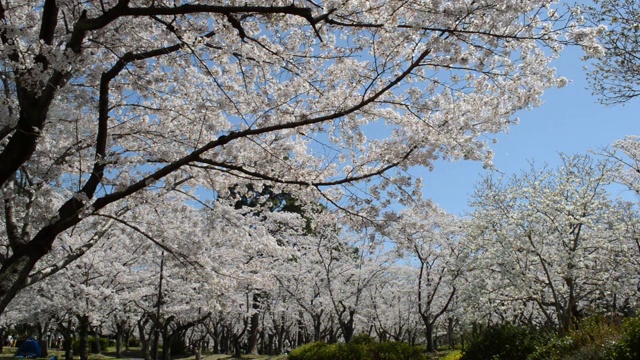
[440,350,463,360]
[529,315,626,360]
[287,340,425,360]
[606,316,640,360]
[461,323,548,360]
[169,337,187,355]
[369,341,425,360]
[72,337,110,354]
[288,342,333,360]
[127,336,141,347]
[351,334,375,345]
[528,335,574,360]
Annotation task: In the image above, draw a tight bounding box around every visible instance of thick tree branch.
[39,0,59,45]
[24,218,115,287]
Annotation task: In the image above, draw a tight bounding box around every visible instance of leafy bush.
[288,342,333,360]
[287,340,425,360]
[606,316,640,360]
[351,334,375,345]
[369,341,425,360]
[440,351,463,360]
[529,315,625,360]
[461,323,548,360]
[72,337,110,354]
[170,337,187,355]
[127,336,141,347]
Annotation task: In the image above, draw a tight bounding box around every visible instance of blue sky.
[418,45,639,216]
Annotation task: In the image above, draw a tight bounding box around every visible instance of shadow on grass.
[0,347,287,360]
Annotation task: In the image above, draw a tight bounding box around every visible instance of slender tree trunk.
[94,325,101,354]
[115,321,124,358]
[426,323,436,353]
[338,311,355,343]
[267,333,274,355]
[231,334,241,359]
[246,293,261,355]
[211,325,219,354]
[194,343,201,360]
[296,311,304,347]
[63,319,73,360]
[220,326,228,354]
[447,318,455,349]
[313,314,322,342]
[78,315,89,360]
[138,318,152,360]
[41,321,50,357]
[160,332,172,360]
[125,326,132,352]
[276,320,285,354]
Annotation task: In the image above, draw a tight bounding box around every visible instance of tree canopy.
[0,0,600,315]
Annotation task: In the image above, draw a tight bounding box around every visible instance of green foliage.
[524,315,640,360]
[531,315,617,360]
[288,342,333,360]
[72,337,110,354]
[127,336,141,347]
[605,316,640,360]
[440,350,463,360]
[351,334,376,345]
[287,340,425,360]
[369,341,425,360]
[461,323,548,360]
[169,337,188,355]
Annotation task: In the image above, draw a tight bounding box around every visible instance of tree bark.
[78,315,89,360]
[246,293,261,355]
[115,320,125,358]
[93,325,101,354]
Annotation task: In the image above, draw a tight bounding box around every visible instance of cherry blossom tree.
[364,265,422,344]
[388,200,464,352]
[584,0,640,104]
[0,0,602,315]
[466,154,635,335]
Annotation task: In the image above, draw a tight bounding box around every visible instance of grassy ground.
[0,347,287,360]
[0,345,459,360]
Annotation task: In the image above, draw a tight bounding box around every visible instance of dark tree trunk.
[231,334,241,359]
[78,315,89,360]
[275,319,285,354]
[137,317,152,360]
[447,318,455,349]
[63,320,74,360]
[211,325,220,354]
[267,333,274,355]
[93,325,101,354]
[115,320,125,358]
[338,310,355,343]
[160,331,173,360]
[220,326,229,354]
[296,311,304,347]
[246,293,261,355]
[39,321,49,357]
[313,313,322,342]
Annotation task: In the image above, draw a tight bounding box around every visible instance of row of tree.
[0,0,639,357]
[3,139,640,358]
